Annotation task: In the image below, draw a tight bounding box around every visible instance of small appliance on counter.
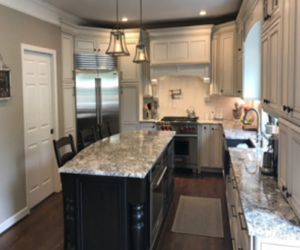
[186,106,196,118]
[260,134,278,177]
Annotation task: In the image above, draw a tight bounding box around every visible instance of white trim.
[0,207,29,234]
[0,0,89,26]
[21,44,61,212]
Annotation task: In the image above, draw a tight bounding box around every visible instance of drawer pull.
[238,212,247,231]
[231,205,237,218]
[232,179,237,189]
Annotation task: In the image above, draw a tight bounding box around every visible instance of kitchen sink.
[225,138,255,149]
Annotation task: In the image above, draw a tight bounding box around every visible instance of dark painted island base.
[61,139,174,250]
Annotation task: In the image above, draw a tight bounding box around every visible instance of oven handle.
[151,167,167,188]
[174,134,198,138]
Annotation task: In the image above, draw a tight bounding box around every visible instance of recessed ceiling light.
[122,17,128,22]
[199,11,207,16]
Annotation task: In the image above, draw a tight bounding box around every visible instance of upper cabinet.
[263,0,280,26]
[148,25,213,66]
[62,33,74,83]
[211,22,236,97]
[75,37,109,55]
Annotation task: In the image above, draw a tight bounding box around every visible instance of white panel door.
[268,19,281,111]
[210,125,223,168]
[289,124,300,218]
[23,51,54,208]
[62,33,74,83]
[200,125,211,167]
[278,119,289,197]
[119,42,140,83]
[120,85,139,132]
[75,38,96,53]
[220,32,235,96]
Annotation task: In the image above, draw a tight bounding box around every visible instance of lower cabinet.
[120,84,139,132]
[278,118,300,219]
[199,124,223,171]
[140,122,157,131]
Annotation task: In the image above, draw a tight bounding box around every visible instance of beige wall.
[157,76,243,119]
[0,4,63,225]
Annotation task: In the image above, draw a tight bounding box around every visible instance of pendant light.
[106,0,130,56]
[133,0,149,63]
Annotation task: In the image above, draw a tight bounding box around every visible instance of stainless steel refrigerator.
[75,69,119,148]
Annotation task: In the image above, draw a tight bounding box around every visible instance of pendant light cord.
[116,0,119,27]
[140,0,143,43]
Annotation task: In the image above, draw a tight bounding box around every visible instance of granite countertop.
[59,130,175,179]
[228,145,300,241]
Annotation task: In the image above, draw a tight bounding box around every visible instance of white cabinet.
[62,33,74,83]
[261,18,281,112]
[199,124,223,171]
[119,41,141,83]
[75,37,109,54]
[278,118,300,218]
[278,119,289,197]
[63,85,76,141]
[140,122,156,131]
[211,22,236,97]
[210,125,223,168]
[148,26,213,66]
[288,123,300,218]
[120,84,139,132]
[263,0,280,27]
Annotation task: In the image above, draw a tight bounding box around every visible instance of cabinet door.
[210,125,223,168]
[75,38,96,53]
[97,41,109,55]
[63,85,76,143]
[119,41,140,83]
[236,54,243,97]
[288,124,300,218]
[62,34,74,83]
[268,19,281,111]
[278,119,289,197]
[261,32,269,104]
[140,123,156,131]
[219,32,235,96]
[211,36,219,95]
[200,125,211,167]
[291,0,300,123]
[120,85,139,132]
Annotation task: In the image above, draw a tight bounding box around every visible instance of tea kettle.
[186,107,196,118]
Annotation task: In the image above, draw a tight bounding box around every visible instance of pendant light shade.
[133,0,149,63]
[106,0,130,56]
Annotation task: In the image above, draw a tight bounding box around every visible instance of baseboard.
[0,207,29,234]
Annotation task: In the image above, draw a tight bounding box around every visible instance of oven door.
[174,135,198,167]
[150,166,167,249]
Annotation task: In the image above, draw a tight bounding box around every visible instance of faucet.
[244,108,262,143]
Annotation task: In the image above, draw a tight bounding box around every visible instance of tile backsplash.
[156,75,251,120]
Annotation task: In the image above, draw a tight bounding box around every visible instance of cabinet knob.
[94,48,96,52]
[221,90,223,93]
[283,105,288,112]
[204,127,206,130]
[238,90,241,93]
[282,186,287,192]
[212,128,214,131]
[286,192,292,199]
[238,48,241,52]
[287,107,294,113]
[264,14,271,21]
[98,49,101,52]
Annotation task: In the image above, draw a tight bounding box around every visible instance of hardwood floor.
[0,172,232,250]
[156,172,232,250]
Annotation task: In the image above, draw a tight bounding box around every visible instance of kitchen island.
[59,130,175,250]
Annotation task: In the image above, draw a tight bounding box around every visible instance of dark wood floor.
[0,172,232,250]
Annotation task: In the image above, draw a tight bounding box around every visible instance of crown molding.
[0,0,89,26]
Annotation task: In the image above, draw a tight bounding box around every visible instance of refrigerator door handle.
[95,78,101,125]
[99,78,102,124]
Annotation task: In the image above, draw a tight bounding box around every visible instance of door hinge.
[50,129,54,134]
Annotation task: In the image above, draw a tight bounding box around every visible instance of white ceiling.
[39,0,242,27]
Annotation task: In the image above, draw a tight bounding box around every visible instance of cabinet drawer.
[256,237,300,250]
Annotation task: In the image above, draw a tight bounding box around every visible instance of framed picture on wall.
[0,70,11,100]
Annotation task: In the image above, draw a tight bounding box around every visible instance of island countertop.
[58,130,176,179]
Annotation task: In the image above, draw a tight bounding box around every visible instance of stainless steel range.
[157,117,198,172]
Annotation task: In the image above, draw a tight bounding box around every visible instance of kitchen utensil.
[232,109,242,120]
[186,107,196,118]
